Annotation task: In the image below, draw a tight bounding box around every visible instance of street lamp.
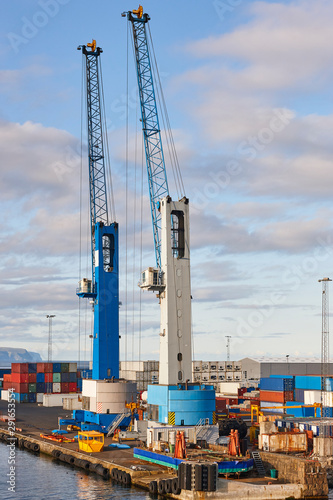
[46,315,55,363]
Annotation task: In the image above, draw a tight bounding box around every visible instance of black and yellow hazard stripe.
[212,411,216,424]
[168,411,175,425]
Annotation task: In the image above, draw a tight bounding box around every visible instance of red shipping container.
[69,382,77,393]
[11,363,29,373]
[44,363,53,373]
[216,399,227,412]
[62,383,69,394]
[11,373,29,384]
[260,390,294,403]
[37,363,45,373]
[45,373,53,383]
[3,374,12,382]
[3,381,14,390]
[238,388,247,397]
[15,383,29,393]
[28,373,36,383]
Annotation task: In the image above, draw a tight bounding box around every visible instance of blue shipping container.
[28,393,36,403]
[36,373,44,383]
[260,377,294,391]
[53,363,61,372]
[28,363,37,373]
[293,376,333,390]
[36,382,45,393]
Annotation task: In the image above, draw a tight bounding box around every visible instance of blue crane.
[123,7,169,274]
[77,40,119,381]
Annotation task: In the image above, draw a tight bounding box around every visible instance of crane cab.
[139,267,164,291]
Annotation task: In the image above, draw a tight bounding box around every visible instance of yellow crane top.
[132,5,143,18]
[87,40,96,52]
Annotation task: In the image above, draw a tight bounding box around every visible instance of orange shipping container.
[11,373,29,384]
[3,374,12,382]
[260,390,294,403]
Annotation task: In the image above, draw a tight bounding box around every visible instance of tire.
[30,443,40,452]
[111,468,118,480]
[171,477,181,495]
[123,472,131,486]
[158,480,165,494]
[149,480,158,494]
[165,479,172,494]
[117,470,123,482]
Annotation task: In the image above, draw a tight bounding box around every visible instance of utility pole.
[318,277,331,428]
[46,315,55,363]
[226,336,231,363]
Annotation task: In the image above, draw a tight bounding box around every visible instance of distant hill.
[0,348,42,366]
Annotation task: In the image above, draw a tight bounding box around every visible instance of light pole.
[46,315,55,363]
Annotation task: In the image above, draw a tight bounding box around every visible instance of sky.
[1,0,333,363]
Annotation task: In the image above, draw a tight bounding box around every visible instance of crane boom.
[127,9,169,273]
[77,41,119,381]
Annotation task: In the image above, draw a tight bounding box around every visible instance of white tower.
[158,196,192,385]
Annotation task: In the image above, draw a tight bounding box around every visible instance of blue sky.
[1,0,333,362]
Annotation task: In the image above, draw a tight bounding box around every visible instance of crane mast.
[125,7,192,386]
[77,41,119,381]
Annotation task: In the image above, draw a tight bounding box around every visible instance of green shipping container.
[61,363,69,373]
[53,372,61,383]
[28,383,36,393]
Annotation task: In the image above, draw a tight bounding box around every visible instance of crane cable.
[147,24,186,199]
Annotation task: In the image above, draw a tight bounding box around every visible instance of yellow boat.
[78,431,104,453]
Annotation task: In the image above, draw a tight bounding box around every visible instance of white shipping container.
[43,393,73,407]
[209,371,218,381]
[120,361,147,372]
[201,372,209,382]
[225,362,233,371]
[209,362,218,371]
[218,362,226,371]
[234,362,242,371]
[37,393,44,403]
[218,382,241,395]
[1,390,9,401]
[63,397,82,410]
[69,363,77,373]
[119,370,137,381]
[234,373,241,381]
[137,372,144,381]
[201,362,209,371]
[304,390,333,406]
[226,371,234,381]
[53,383,61,393]
[193,373,201,382]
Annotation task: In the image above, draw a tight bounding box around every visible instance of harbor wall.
[260,451,328,497]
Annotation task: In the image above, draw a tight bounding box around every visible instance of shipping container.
[61,372,70,383]
[11,363,28,374]
[209,362,218,371]
[209,371,218,381]
[36,382,45,393]
[260,390,293,403]
[53,373,61,383]
[53,383,61,393]
[11,373,29,384]
[69,382,77,392]
[36,373,44,383]
[62,383,69,393]
[260,401,284,413]
[260,377,294,392]
[45,373,53,383]
[18,393,29,403]
[43,393,78,407]
[28,383,36,393]
[69,372,77,383]
[53,363,61,372]
[28,393,36,403]
[226,372,234,381]
[3,374,12,382]
[28,373,36,383]
[69,363,77,373]
[14,383,29,394]
[61,363,69,373]
[294,388,305,403]
[201,372,209,382]
[218,382,241,395]
[2,381,14,391]
[45,383,52,393]
[37,393,44,403]
[201,362,209,371]
[193,373,201,382]
[218,361,226,371]
[63,397,82,410]
[37,363,46,373]
[44,363,53,373]
[28,363,37,373]
[1,390,9,401]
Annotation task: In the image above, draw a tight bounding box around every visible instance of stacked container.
[1,362,78,403]
[119,360,159,391]
[259,376,294,411]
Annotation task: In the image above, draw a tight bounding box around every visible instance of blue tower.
[77,41,119,381]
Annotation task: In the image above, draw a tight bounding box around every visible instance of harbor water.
[0,442,149,500]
